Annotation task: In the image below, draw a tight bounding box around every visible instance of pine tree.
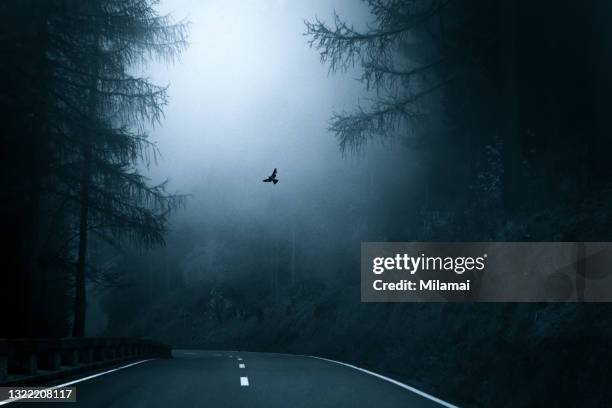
[305,0,454,153]
[52,0,187,337]
[0,0,188,337]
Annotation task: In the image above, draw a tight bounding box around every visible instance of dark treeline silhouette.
[0,0,186,338]
[305,0,612,240]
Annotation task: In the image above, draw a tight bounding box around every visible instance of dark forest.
[1,1,612,407]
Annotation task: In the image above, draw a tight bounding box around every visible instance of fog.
[141,0,422,282]
[147,0,369,191]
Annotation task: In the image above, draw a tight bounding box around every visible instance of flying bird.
[262,168,279,184]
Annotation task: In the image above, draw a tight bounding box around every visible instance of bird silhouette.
[262,168,279,184]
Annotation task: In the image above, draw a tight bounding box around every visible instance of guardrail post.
[0,357,6,382]
[94,347,105,362]
[44,351,61,370]
[23,353,37,375]
[31,340,62,371]
[60,339,79,366]
[79,348,93,364]
[0,340,7,382]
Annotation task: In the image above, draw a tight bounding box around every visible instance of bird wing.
[271,168,277,178]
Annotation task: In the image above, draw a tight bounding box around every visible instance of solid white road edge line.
[310,356,459,408]
[240,376,249,386]
[0,359,154,406]
[239,363,245,369]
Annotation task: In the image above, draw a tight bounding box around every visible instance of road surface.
[8,350,457,407]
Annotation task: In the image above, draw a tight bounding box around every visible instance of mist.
[137,0,422,287]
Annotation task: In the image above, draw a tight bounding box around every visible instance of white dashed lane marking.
[236,356,247,387]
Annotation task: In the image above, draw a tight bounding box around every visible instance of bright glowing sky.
[145,0,369,190]
[141,0,419,228]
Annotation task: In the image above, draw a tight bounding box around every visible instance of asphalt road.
[9,350,457,408]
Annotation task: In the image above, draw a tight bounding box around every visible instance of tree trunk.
[72,143,91,337]
[73,12,100,337]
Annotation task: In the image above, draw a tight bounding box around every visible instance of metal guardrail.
[0,338,171,385]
